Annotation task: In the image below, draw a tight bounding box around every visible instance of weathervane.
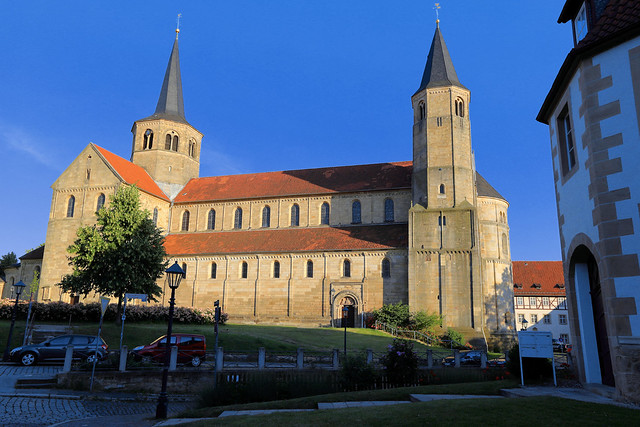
[434,3,441,26]
[176,13,182,38]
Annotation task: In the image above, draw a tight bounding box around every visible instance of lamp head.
[165,262,184,290]
[13,281,27,296]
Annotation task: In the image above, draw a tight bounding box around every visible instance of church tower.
[130,29,203,199]
[408,24,482,331]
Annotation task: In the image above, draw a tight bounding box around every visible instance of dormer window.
[514,283,523,289]
[573,2,588,44]
[531,283,542,289]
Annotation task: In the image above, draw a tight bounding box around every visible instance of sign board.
[518,331,553,358]
[100,297,110,317]
[125,293,148,302]
[518,331,556,386]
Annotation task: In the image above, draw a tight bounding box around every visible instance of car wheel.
[20,352,37,366]
[191,356,202,367]
[85,353,100,364]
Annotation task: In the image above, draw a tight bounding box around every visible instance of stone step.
[15,377,58,389]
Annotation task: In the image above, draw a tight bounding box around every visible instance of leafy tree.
[371,302,411,328]
[28,270,39,295]
[59,185,167,321]
[0,251,18,279]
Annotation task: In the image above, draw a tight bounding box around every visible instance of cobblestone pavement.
[0,365,62,376]
[0,396,193,426]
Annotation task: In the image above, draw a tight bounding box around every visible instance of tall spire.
[152,33,187,124]
[416,26,466,93]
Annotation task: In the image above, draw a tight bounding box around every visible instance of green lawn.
[182,380,517,418]
[0,320,432,354]
[182,395,640,426]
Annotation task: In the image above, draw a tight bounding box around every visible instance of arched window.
[66,196,75,218]
[291,204,300,227]
[211,262,217,279]
[207,209,216,230]
[262,206,271,228]
[181,263,188,279]
[381,258,391,278]
[34,266,41,280]
[455,98,465,117]
[96,193,105,212]
[234,208,243,229]
[188,139,196,157]
[352,200,361,224]
[307,260,313,278]
[181,210,190,231]
[153,208,158,226]
[438,215,446,226]
[241,261,248,279]
[343,259,351,277]
[439,184,445,194]
[419,101,426,120]
[165,134,172,150]
[384,199,394,222]
[321,202,330,225]
[172,135,179,151]
[144,129,154,149]
[273,261,280,278]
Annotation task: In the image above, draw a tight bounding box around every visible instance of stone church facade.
[38,25,515,341]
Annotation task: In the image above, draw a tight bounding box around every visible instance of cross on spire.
[176,13,182,39]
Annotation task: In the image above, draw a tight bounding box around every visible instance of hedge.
[0,299,227,325]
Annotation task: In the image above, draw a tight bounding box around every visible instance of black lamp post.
[342,305,349,359]
[521,318,528,331]
[3,281,26,361]
[156,262,184,419]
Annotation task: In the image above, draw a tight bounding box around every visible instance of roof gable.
[93,145,169,201]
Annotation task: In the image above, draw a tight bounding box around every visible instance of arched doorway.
[571,245,614,386]
[337,295,357,328]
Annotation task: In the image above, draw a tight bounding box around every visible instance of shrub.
[411,311,441,333]
[443,327,465,347]
[0,298,228,325]
[340,353,378,390]
[371,303,411,328]
[381,339,418,386]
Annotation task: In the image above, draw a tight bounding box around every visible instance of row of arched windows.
[181,199,396,231]
[203,258,392,279]
[416,98,465,120]
[66,193,106,218]
[141,129,197,158]
[498,211,507,223]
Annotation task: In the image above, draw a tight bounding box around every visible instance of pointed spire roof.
[142,34,188,125]
[416,25,466,93]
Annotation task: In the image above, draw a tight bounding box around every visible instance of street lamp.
[3,281,27,361]
[342,305,349,359]
[521,318,528,331]
[156,262,184,419]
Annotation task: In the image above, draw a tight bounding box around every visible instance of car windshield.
[151,336,177,346]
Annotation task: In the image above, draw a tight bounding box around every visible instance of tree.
[59,185,167,321]
[0,251,18,279]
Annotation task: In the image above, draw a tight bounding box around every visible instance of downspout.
[254,255,260,317]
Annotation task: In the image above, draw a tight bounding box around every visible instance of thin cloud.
[0,123,61,170]
[200,145,247,176]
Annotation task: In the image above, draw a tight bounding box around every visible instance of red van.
[131,333,206,367]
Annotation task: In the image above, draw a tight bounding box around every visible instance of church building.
[38,23,515,343]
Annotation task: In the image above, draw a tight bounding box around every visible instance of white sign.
[100,296,110,316]
[518,331,553,358]
[125,293,148,302]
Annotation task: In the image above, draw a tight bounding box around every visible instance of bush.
[381,339,418,386]
[0,298,228,325]
[444,327,464,346]
[371,303,441,333]
[507,344,553,382]
[340,353,378,390]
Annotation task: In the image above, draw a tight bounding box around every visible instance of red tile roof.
[174,162,413,203]
[575,0,640,49]
[93,144,169,201]
[164,224,408,255]
[512,261,566,296]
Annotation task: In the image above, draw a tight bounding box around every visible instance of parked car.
[553,339,568,353]
[9,334,108,366]
[131,333,206,367]
[441,350,484,367]
[487,358,507,367]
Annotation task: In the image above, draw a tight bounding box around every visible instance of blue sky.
[0,1,569,261]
